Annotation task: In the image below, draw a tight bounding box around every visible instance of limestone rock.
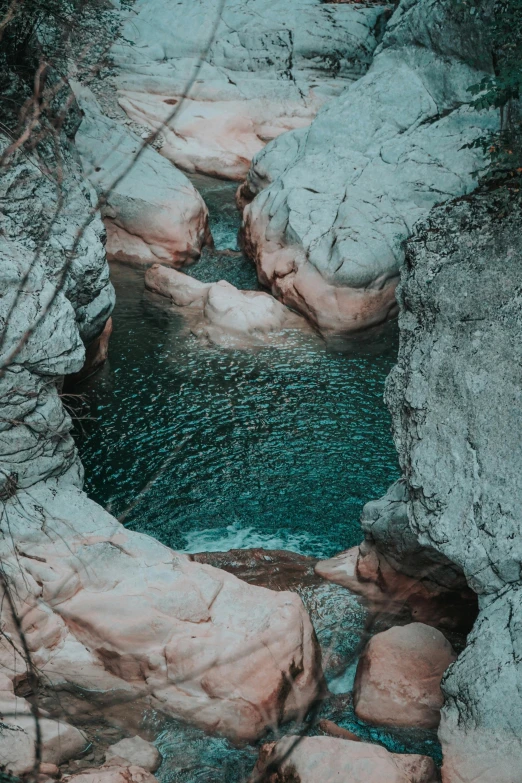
[0,713,87,776]
[64,765,158,783]
[353,623,456,729]
[112,0,390,179]
[105,737,161,772]
[144,263,311,346]
[74,86,211,268]
[240,0,498,335]
[382,188,522,782]
[0,482,321,744]
[249,736,439,783]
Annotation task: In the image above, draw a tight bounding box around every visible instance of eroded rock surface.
[241,0,498,335]
[74,86,211,268]
[0,132,321,756]
[249,736,439,783]
[353,623,456,729]
[144,263,311,346]
[112,0,390,179]
[363,188,522,782]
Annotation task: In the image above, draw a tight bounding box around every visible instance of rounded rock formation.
[353,622,456,729]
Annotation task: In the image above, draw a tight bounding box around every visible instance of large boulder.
[353,623,456,729]
[105,737,162,772]
[240,0,498,335]
[249,736,439,783]
[73,86,211,268]
[111,0,390,179]
[144,263,310,346]
[0,484,321,743]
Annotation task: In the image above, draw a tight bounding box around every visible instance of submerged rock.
[111,0,390,179]
[353,623,456,729]
[249,736,439,783]
[144,263,311,346]
[240,0,498,335]
[74,86,211,268]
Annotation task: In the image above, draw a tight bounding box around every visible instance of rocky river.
[0,1,520,782]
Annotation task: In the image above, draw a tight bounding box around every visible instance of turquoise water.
[75,177,400,557]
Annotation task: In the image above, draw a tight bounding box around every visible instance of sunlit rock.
[111,0,390,179]
[144,263,311,346]
[240,0,498,334]
[249,736,439,783]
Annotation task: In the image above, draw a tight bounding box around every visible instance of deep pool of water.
[75,176,400,557]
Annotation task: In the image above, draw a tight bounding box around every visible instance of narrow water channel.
[75,176,400,558]
[74,177,442,780]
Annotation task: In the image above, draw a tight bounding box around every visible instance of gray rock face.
[380,188,522,783]
[73,85,211,268]
[240,0,499,335]
[111,0,390,178]
[0,135,114,492]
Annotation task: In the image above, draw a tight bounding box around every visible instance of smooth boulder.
[353,623,456,729]
[145,263,311,346]
[249,736,439,783]
[105,738,162,772]
[74,85,211,268]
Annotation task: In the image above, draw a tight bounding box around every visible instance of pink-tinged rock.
[105,737,161,772]
[68,317,113,384]
[0,712,87,775]
[0,486,321,744]
[241,220,399,337]
[112,2,388,179]
[64,765,158,783]
[315,544,477,632]
[144,264,311,347]
[249,736,439,783]
[353,623,456,729]
[74,86,211,269]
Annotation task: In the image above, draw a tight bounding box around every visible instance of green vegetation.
[464,0,522,182]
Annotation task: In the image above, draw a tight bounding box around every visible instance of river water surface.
[76,176,400,558]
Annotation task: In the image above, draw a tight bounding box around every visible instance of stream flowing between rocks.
[73,175,442,780]
[76,175,400,558]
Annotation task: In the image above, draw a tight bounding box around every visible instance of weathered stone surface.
[353,623,456,729]
[74,86,211,268]
[315,483,478,632]
[249,736,439,783]
[0,483,321,743]
[0,677,87,776]
[112,0,390,179]
[0,132,321,749]
[144,263,311,346]
[64,765,158,783]
[105,737,161,772]
[240,0,498,335]
[370,188,522,782]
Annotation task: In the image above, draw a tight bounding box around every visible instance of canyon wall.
[240,0,499,336]
[373,187,522,783]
